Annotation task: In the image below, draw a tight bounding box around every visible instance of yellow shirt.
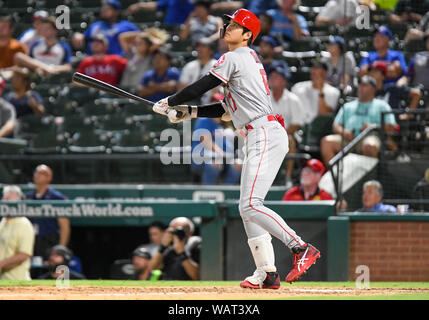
[0,217,35,280]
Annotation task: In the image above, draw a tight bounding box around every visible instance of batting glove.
[152,97,170,116]
[167,105,197,123]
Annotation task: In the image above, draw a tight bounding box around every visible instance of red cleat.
[285,244,320,284]
[240,271,280,289]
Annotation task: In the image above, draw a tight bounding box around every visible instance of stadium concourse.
[0,0,429,288]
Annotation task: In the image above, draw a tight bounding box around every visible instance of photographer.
[144,217,201,280]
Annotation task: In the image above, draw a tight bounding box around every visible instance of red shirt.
[77,54,127,85]
[282,186,334,201]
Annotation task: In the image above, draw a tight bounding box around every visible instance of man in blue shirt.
[74,0,139,56]
[140,49,180,102]
[359,26,408,85]
[356,180,397,213]
[266,0,309,42]
[25,165,71,261]
[128,0,194,25]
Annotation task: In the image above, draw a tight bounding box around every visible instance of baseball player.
[153,9,320,288]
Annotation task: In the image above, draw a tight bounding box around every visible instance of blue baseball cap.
[374,26,392,39]
[270,64,291,80]
[105,0,121,10]
[328,35,345,52]
[260,36,277,48]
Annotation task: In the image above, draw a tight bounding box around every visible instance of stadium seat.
[68,130,108,153]
[388,23,409,40]
[25,131,66,154]
[111,129,152,153]
[61,114,96,137]
[123,102,152,117]
[17,114,57,140]
[98,115,135,137]
[81,101,119,118]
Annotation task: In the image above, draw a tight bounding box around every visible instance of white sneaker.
[241,269,267,287]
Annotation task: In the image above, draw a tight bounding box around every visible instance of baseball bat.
[72,72,154,108]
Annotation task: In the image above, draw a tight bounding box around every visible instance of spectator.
[400,32,429,91]
[369,61,421,120]
[145,217,201,280]
[0,76,16,138]
[356,180,397,212]
[73,0,139,56]
[76,34,127,86]
[321,36,356,91]
[267,0,310,42]
[4,66,45,118]
[138,221,168,258]
[315,0,359,27]
[18,10,48,52]
[119,31,159,93]
[0,16,27,69]
[128,0,194,26]
[0,185,35,280]
[404,11,429,43]
[14,17,72,76]
[258,36,287,74]
[320,75,397,166]
[291,60,340,125]
[191,105,241,185]
[26,164,71,261]
[180,0,223,43]
[253,12,275,46]
[268,65,303,188]
[282,159,334,201]
[140,48,180,102]
[178,38,217,105]
[131,246,161,280]
[210,0,279,17]
[359,26,408,85]
[390,0,429,24]
[38,245,85,280]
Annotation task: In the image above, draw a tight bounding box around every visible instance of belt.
[245,115,276,130]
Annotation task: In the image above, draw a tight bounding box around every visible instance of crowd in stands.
[0,0,428,187]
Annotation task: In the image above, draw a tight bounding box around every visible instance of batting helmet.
[221,9,261,44]
[50,245,73,265]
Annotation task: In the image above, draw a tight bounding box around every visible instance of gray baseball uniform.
[210,47,306,249]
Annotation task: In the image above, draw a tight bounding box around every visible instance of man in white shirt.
[291,60,340,125]
[315,0,359,27]
[18,10,48,51]
[178,38,217,104]
[269,64,304,188]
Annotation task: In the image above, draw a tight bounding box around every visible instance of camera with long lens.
[172,226,187,241]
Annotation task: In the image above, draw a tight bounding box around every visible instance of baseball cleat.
[240,271,280,289]
[285,244,320,284]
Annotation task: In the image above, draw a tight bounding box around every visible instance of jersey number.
[260,69,270,95]
[226,92,237,113]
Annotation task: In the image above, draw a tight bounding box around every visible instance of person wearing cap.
[4,66,45,118]
[369,61,421,119]
[400,31,429,91]
[38,245,86,280]
[17,10,48,52]
[315,0,359,27]
[320,75,398,166]
[131,245,162,280]
[321,36,356,90]
[282,159,334,201]
[140,48,180,102]
[359,26,408,85]
[0,16,27,69]
[0,76,16,138]
[258,35,286,74]
[291,59,340,125]
[0,185,35,280]
[390,0,429,24]
[269,65,303,188]
[128,0,194,26]
[266,0,309,42]
[14,17,72,76]
[178,38,217,105]
[76,34,128,86]
[180,0,223,43]
[73,0,139,56]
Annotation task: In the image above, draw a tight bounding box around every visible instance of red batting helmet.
[221,9,261,44]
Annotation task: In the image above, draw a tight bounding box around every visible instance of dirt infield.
[1,285,428,300]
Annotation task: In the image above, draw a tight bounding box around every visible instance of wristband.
[190,106,198,118]
[178,252,189,262]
